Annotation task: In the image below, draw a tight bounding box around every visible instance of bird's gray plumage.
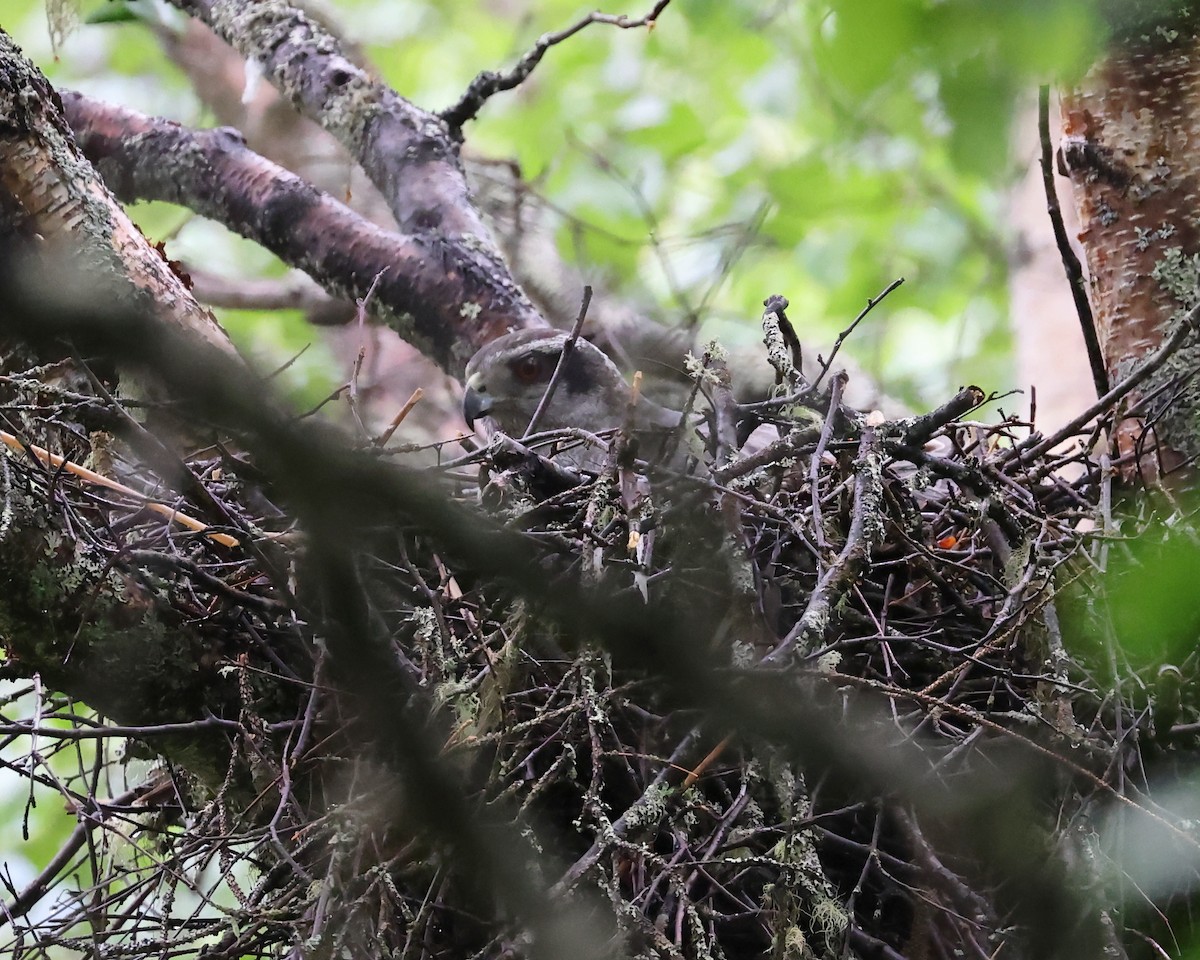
[462,329,689,471]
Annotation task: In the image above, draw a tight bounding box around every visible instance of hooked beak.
[462,374,492,429]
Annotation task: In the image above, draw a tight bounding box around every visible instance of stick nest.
[0,329,1169,960]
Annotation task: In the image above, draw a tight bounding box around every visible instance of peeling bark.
[0,35,234,357]
[62,92,530,372]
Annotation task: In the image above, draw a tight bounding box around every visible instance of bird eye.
[511,355,547,385]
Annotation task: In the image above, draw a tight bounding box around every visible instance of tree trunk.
[1060,15,1200,478]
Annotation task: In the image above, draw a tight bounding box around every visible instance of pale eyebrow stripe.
[514,337,568,355]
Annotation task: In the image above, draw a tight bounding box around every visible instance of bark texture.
[165,0,545,369]
[0,34,233,356]
[62,92,526,373]
[1061,20,1200,473]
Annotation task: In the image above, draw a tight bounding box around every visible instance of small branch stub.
[761,294,805,392]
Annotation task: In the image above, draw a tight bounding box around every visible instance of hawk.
[462,328,689,471]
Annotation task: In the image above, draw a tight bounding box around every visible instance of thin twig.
[552,729,701,896]
[834,670,1200,855]
[0,716,276,739]
[764,426,883,664]
[904,385,985,448]
[571,132,698,322]
[841,801,883,960]
[347,269,387,439]
[681,735,733,790]
[441,1,674,128]
[375,387,425,447]
[524,286,593,438]
[812,278,904,391]
[486,434,585,491]
[810,370,848,556]
[1002,296,1200,467]
[0,784,146,929]
[711,423,822,484]
[1038,84,1107,398]
[0,430,239,548]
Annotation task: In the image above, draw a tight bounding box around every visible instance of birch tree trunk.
[1060,13,1200,478]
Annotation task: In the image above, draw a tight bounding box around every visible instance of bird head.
[463,328,677,437]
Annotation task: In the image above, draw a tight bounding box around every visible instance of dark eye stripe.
[561,350,591,394]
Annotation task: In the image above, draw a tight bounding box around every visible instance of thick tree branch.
[0,36,232,356]
[162,0,543,335]
[186,268,332,311]
[152,0,550,370]
[163,0,473,236]
[61,92,529,371]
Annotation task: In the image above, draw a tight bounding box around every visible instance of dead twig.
[810,370,849,556]
[525,286,593,438]
[1039,84,1107,398]
[442,1,675,128]
[375,388,425,447]
[812,277,904,392]
[0,430,239,548]
[1003,296,1200,468]
[764,425,884,663]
